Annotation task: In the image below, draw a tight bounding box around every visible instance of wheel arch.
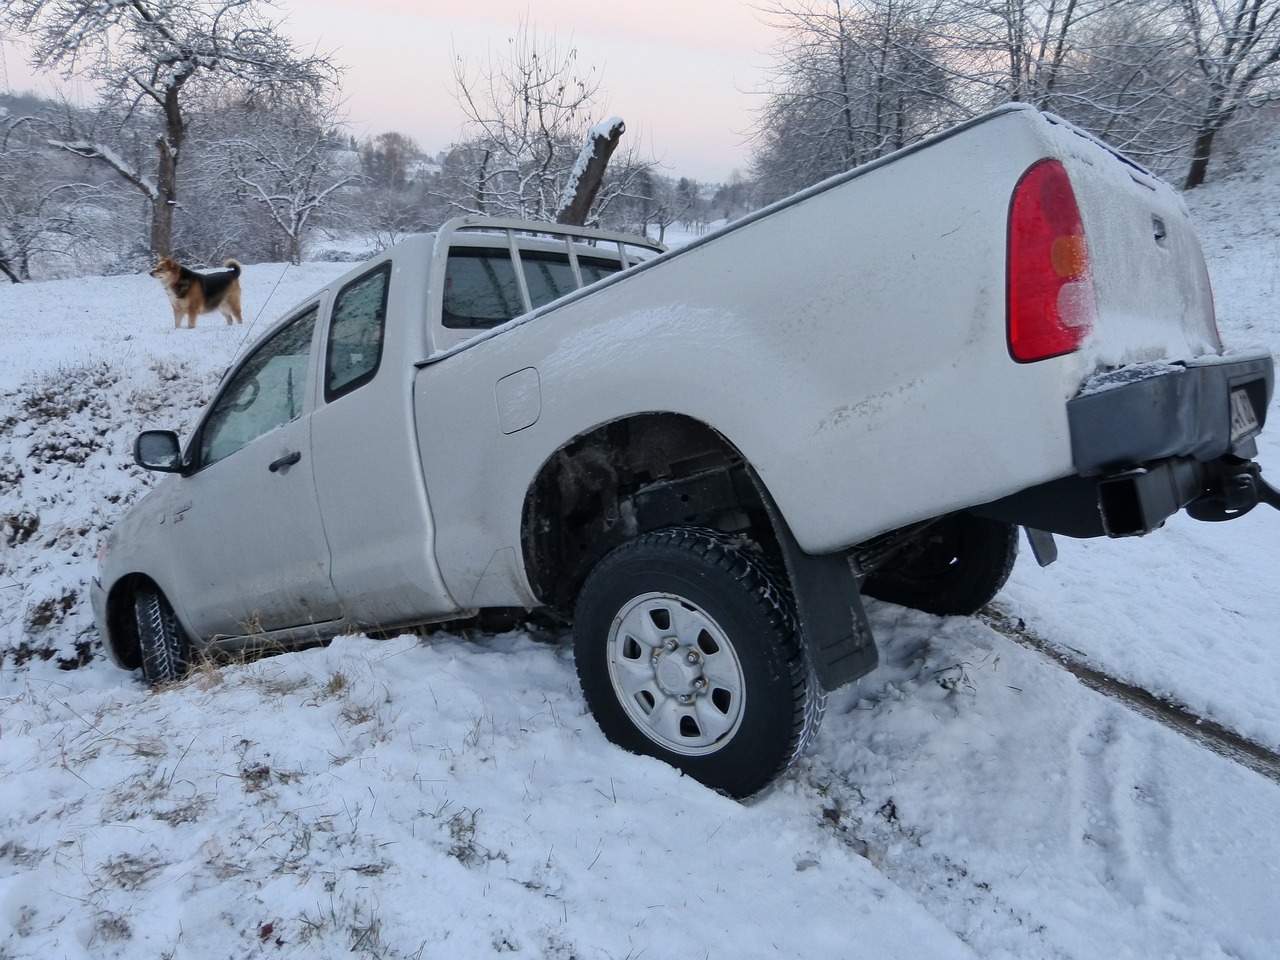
[519,412,780,614]
[520,412,881,692]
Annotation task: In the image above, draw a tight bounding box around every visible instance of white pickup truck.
[93,104,1277,797]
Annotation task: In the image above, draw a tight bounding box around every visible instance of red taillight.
[1007,159,1096,363]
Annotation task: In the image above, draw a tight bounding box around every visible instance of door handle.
[268,450,302,473]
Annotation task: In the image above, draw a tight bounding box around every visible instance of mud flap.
[756,483,878,691]
[1024,527,1059,567]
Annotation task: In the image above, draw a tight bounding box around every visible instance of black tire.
[861,513,1018,616]
[133,586,189,685]
[573,527,822,798]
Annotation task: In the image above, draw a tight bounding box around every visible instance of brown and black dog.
[151,257,244,328]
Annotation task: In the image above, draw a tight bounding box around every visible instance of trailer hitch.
[1185,459,1280,522]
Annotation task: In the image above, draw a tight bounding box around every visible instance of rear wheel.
[861,513,1018,616]
[573,527,822,798]
[133,586,189,685]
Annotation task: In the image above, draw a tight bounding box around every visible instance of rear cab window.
[442,247,624,330]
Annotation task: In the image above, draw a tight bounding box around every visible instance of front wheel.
[133,586,189,685]
[573,527,822,798]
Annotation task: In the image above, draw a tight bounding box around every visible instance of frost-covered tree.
[943,0,1123,107]
[0,0,340,256]
[350,133,449,249]
[946,0,1280,186]
[751,0,954,202]
[360,132,423,191]
[1179,0,1280,187]
[1041,5,1194,177]
[447,22,598,218]
[444,21,651,225]
[712,171,758,222]
[0,172,75,283]
[219,99,360,264]
[0,111,132,280]
[751,0,1280,194]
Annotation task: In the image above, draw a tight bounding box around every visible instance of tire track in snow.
[978,605,1280,785]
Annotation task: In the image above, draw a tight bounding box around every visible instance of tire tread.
[134,587,188,685]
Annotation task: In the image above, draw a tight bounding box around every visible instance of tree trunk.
[1183,125,1218,190]
[556,118,625,227]
[476,148,491,215]
[152,84,187,257]
[152,135,177,256]
[0,257,20,284]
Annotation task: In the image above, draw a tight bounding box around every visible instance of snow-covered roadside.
[1,632,978,960]
[2,154,1280,958]
[4,588,1278,958]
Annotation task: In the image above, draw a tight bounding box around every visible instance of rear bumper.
[1068,352,1273,474]
[975,351,1276,537]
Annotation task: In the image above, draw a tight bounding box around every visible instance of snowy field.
[2,149,1280,958]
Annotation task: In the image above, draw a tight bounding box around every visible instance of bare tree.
[674,178,713,234]
[1046,5,1195,177]
[751,0,955,201]
[0,177,77,282]
[446,20,649,224]
[1,0,340,255]
[712,171,758,222]
[752,0,1280,194]
[1179,0,1280,187]
[215,99,361,264]
[0,114,127,280]
[943,0,1122,107]
[360,132,423,191]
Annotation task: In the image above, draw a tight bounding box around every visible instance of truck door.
[308,262,463,626]
[169,306,342,638]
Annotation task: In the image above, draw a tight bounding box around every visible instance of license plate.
[1230,387,1260,441]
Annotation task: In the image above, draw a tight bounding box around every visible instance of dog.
[151,257,244,328]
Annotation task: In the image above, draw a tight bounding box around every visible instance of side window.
[442,249,521,329]
[520,253,578,310]
[522,253,622,310]
[442,248,624,330]
[326,264,390,401]
[576,256,623,286]
[199,308,318,467]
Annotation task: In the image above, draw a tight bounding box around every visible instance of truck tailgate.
[1044,118,1221,368]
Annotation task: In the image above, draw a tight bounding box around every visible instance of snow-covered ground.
[3,150,1280,958]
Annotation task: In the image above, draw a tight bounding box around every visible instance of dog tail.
[223,259,242,277]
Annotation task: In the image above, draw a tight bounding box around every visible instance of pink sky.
[3,1,777,182]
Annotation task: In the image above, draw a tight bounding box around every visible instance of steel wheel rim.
[606,591,747,756]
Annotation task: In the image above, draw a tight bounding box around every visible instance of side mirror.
[134,430,184,473]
